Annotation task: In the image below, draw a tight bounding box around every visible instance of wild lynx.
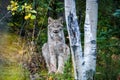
[42,17,70,74]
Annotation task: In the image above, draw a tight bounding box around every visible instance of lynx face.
[48,17,63,34]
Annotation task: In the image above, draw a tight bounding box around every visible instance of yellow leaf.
[14,2,18,6]
[11,6,18,11]
[48,76,53,80]
[24,3,27,6]
[26,5,32,10]
[28,13,31,17]
[11,1,18,7]
[24,15,29,20]
[22,5,25,10]
[10,1,14,4]
[12,12,15,15]
[24,13,32,20]
[7,5,11,10]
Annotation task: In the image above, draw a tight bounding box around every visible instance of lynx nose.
[53,30,59,33]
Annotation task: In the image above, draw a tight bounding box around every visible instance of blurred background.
[0,0,120,80]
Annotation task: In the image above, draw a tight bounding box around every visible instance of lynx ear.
[48,17,53,24]
[58,17,63,23]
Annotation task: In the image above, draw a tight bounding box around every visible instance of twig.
[19,21,27,36]
[0,11,11,23]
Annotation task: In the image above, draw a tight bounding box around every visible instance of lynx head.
[48,17,63,34]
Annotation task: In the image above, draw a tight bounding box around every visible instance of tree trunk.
[64,0,98,80]
[64,0,83,79]
[83,0,98,80]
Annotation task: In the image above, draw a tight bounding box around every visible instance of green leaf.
[30,10,37,13]
[30,15,36,20]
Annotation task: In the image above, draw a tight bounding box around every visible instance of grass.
[0,32,74,80]
[0,63,30,80]
[0,32,30,80]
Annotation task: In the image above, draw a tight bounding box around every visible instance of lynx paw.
[56,70,63,74]
[48,70,56,74]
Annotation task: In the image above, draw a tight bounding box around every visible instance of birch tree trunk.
[64,0,83,79]
[64,0,98,80]
[83,0,98,80]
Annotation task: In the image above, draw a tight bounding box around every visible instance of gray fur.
[42,17,70,74]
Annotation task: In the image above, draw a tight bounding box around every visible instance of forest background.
[0,0,120,80]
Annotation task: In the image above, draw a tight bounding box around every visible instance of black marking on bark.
[91,40,96,44]
[92,46,96,49]
[76,69,79,80]
[96,0,99,3]
[72,46,77,54]
[84,26,87,29]
[82,61,85,65]
[86,69,94,80]
[93,57,96,60]
[68,12,77,45]
[87,8,89,10]
[82,52,84,57]
[84,25,89,31]
[85,23,89,25]
[92,51,96,56]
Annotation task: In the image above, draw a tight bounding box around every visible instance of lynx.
[42,17,70,74]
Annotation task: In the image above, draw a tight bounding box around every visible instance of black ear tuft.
[58,17,63,23]
[48,17,54,24]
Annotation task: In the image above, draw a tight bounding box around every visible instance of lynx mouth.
[53,30,59,33]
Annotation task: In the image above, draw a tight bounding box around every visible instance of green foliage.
[0,63,30,80]
[94,0,120,80]
[62,55,74,80]
[48,0,64,18]
[55,2,64,13]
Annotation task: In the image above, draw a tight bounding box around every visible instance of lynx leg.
[42,43,50,71]
[49,45,57,73]
[49,54,57,73]
[56,55,64,74]
[56,44,70,74]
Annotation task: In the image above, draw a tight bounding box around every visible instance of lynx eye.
[58,25,62,27]
[58,25,60,27]
[60,28,62,31]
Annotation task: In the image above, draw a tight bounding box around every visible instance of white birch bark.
[83,0,98,80]
[64,0,98,80]
[64,0,83,79]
